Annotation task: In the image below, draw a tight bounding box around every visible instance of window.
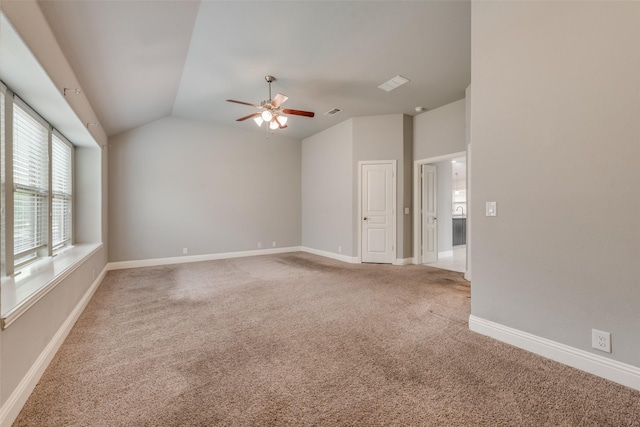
[51,133,73,249]
[1,83,75,276]
[13,101,49,265]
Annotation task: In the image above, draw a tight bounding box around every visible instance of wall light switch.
[404,207,410,215]
[486,201,497,217]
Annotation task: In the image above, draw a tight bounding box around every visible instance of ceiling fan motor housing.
[260,100,275,109]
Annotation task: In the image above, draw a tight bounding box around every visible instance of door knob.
[363,217,368,221]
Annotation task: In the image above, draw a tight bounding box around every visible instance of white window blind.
[52,133,72,249]
[1,88,5,269]
[13,101,49,261]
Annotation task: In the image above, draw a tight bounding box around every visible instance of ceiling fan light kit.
[227,75,314,131]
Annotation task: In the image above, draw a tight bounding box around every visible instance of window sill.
[1,243,103,329]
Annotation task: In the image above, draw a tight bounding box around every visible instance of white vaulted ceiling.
[36,1,471,139]
[36,0,200,137]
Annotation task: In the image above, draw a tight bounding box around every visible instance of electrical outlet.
[272,241,276,247]
[592,329,611,353]
[338,246,342,253]
[183,248,188,255]
[257,242,262,249]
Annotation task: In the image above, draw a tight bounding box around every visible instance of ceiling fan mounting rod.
[265,75,275,102]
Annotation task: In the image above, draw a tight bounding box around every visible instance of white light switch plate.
[486,201,497,216]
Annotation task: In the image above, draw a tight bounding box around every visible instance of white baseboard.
[300,247,359,264]
[108,246,303,270]
[0,266,108,427]
[299,248,414,266]
[439,250,453,258]
[469,315,640,392]
[108,247,414,270]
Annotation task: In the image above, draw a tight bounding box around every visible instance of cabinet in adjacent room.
[453,218,466,246]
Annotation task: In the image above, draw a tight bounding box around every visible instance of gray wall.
[402,115,413,259]
[301,119,354,256]
[103,145,109,249]
[471,1,640,366]
[353,114,412,260]
[0,247,107,406]
[0,1,108,411]
[75,147,103,243]
[301,114,413,261]
[0,119,107,414]
[108,116,302,262]
[414,99,466,161]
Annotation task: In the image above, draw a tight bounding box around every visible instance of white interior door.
[361,163,394,263]
[422,164,438,263]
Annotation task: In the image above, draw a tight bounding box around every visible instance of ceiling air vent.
[324,108,342,116]
[378,75,410,92]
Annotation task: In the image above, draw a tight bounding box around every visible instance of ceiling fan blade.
[236,112,261,122]
[282,108,315,118]
[271,93,289,108]
[274,116,288,129]
[227,99,259,108]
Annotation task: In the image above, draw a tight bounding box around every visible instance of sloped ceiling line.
[38,0,470,140]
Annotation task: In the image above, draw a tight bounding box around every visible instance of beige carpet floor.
[14,252,640,426]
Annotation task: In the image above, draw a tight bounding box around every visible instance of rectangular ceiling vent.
[378,75,410,92]
[324,108,342,116]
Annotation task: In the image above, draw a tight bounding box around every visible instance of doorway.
[413,152,467,273]
[421,164,438,263]
[359,161,396,264]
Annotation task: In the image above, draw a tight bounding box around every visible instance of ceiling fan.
[227,75,315,130]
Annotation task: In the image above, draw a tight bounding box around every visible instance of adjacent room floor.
[426,244,466,273]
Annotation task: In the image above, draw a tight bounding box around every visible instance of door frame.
[413,151,466,266]
[358,160,397,264]
[421,164,438,264]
